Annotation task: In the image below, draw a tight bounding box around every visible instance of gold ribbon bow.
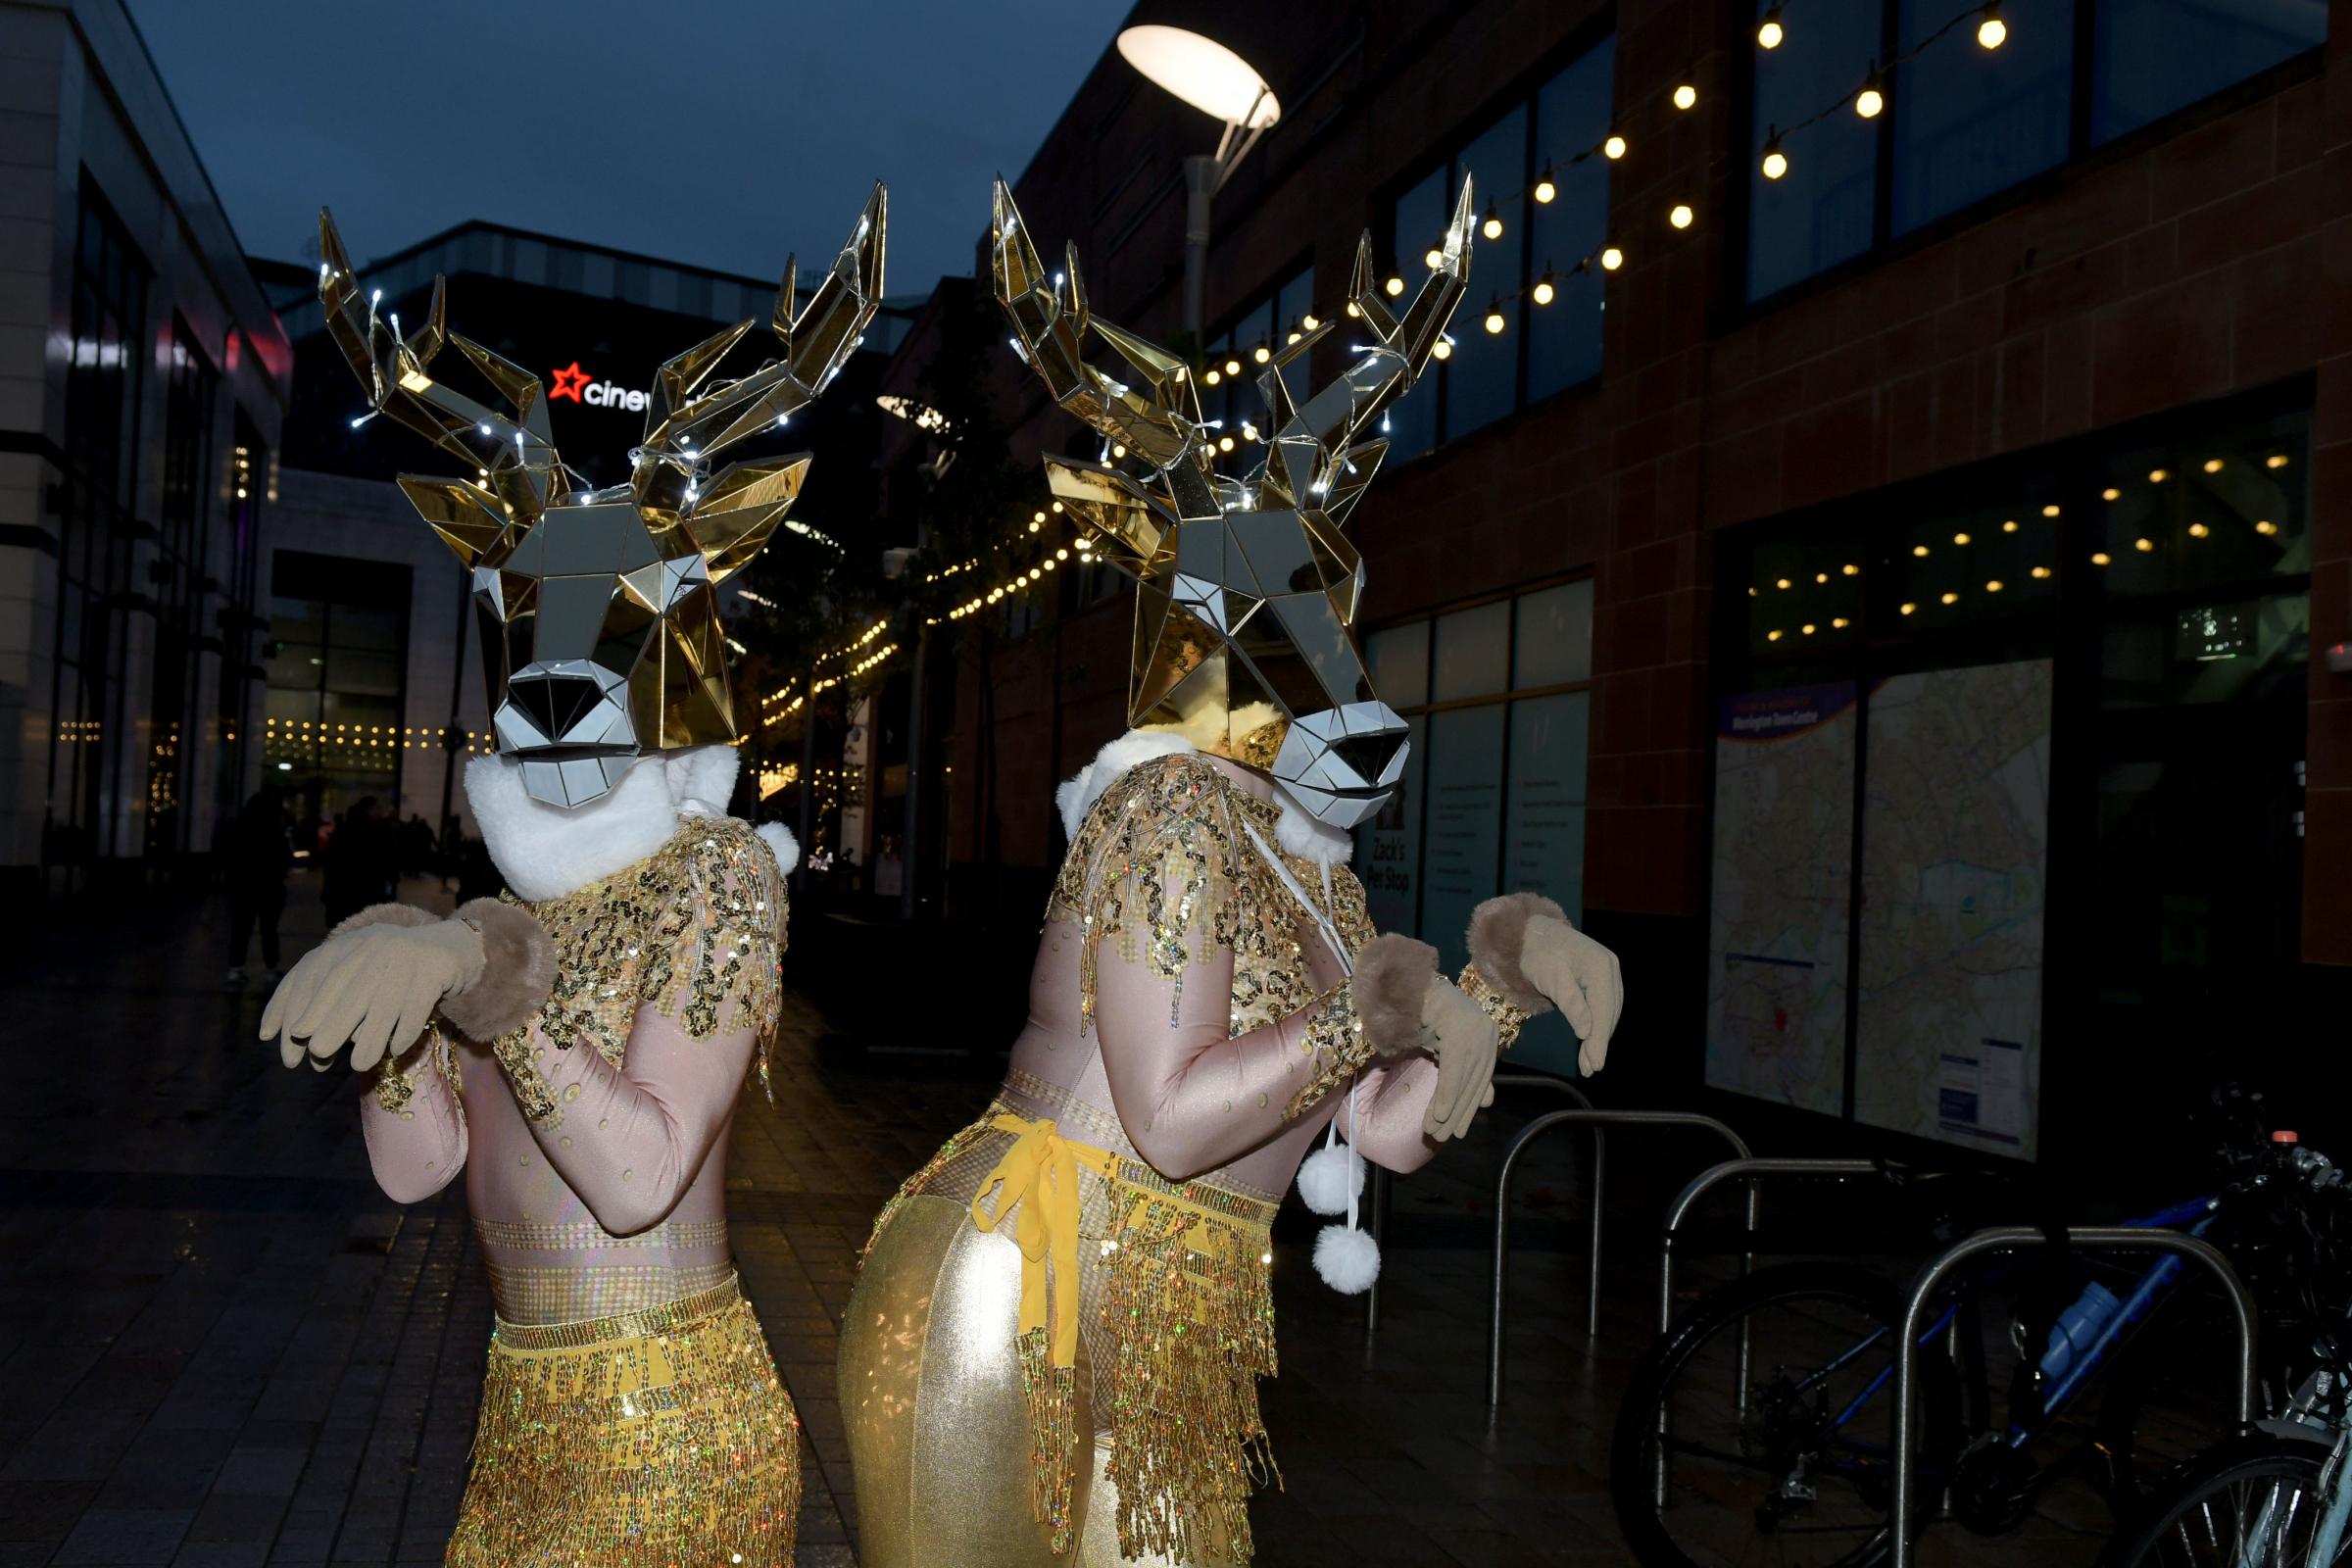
[971,1112,1113,1370]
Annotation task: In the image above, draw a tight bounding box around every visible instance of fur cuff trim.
[327,902,437,940]
[1351,932,1439,1054]
[439,899,557,1041]
[1465,892,1569,1013]
[1056,729,1198,841]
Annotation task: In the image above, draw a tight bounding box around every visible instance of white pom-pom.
[1295,1142,1363,1216]
[1312,1223,1382,1295]
[754,821,800,876]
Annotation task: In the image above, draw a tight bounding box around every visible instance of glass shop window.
[1744,0,2323,302]
[1708,393,2311,1169]
[1384,33,1617,459]
[263,550,414,817]
[1353,578,1594,1078]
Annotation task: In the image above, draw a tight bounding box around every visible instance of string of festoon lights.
[1194,0,2010,368]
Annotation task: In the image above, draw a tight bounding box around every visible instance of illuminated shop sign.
[549,360,649,414]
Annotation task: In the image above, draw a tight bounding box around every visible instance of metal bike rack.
[1490,1109,1751,1409]
[1886,1226,2260,1568]
[1656,1157,1897,1339]
[1362,1073,1592,1355]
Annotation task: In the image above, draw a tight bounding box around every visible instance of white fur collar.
[466,746,799,900]
[1054,729,1353,865]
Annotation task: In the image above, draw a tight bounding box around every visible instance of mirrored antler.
[1245,175,1476,521]
[993,177,1232,577]
[318,208,570,528]
[640,181,887,465]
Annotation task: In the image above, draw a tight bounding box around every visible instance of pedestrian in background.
[223,788,291,986]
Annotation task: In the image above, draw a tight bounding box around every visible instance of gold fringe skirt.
[846,1102,1278,1565]
[445,1275,801,1567]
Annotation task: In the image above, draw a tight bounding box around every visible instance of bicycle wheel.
[1610,1262,1962,1568]
[2103,1435,2346,1567]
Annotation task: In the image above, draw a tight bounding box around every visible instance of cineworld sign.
[548,361,649,414]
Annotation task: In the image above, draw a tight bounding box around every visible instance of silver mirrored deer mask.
[991,177,1472,828]
[317,187,885,806]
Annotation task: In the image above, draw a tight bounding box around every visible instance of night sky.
[124,0,1129,294]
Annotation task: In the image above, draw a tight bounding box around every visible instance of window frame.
[1733,1,2324,315]
[1377,23,1619,458]
[1357,569,1597,941]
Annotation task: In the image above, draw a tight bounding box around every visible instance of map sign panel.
[1706,683,1858,1115]
[1853,662,2052,1159]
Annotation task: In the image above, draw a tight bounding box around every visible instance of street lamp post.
[1116,24,1282,342]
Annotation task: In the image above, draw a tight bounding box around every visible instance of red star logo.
[549,361,589,402]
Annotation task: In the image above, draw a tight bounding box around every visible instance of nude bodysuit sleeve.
[501,1007,755,1236]
[360,1032,467,1204]
[1086,785,1446,1181]
[483,825,783,1237]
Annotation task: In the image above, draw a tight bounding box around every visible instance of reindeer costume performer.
[839,178,1625,1568]
[259,190,885,1567]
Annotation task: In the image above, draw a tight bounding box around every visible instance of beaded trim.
[490,1274,743,1351]
[1283,983,1371,1121]
[1458,962,1534,1054]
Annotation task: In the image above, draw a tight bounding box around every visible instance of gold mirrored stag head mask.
[316,186,885,807]
[991,176,1472,829]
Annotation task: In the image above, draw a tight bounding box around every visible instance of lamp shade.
[1116,24,1280,127]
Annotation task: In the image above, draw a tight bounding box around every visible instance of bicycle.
[2100,1138,2352,1567]
[1609,1089,2315,1568]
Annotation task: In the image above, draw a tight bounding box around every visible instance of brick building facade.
[869,0,2351,1167]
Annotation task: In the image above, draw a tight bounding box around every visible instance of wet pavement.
[0,872,2232,1565]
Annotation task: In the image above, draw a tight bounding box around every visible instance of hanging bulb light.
[1483,296,1506,335]
[1673,73,1698,111]
[1252,341,1271,364]
[1600,245,1625,270]
[1855,68,1886,119]
[1432,336,1453,361]
[1204,367,1222,386]
[1977,1,2006,48]
[1425,244,1446,270]
[1760,131,1788,181]
[1482,201,1504,241]
[1534,164,1558,204]
[1604,132,1628,161]
[1385,275,1404,296]
[1301,312,1320,329]
[1224,357,1242,376]
[1286,320,1303,345]
[1533,266,1557,306]
[1670,201,1695,229]
[1757,5,1786,49]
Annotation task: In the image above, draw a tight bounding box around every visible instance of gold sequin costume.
[360,815,800,1566]
[841,750,1447,1566]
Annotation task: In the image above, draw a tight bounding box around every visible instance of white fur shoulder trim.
[1053,729,1355,865]
[755,821,801,877]
[667,746,741,817]
[1272,784,1354,866]
[466,745,748,901]
[1055,730,1198,841]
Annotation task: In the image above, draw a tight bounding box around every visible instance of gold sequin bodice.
[1045,751,1374,1039]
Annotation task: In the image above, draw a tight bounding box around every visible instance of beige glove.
[1418,978,1500,1141]
[1521,914,1623,1076]
[261,908,484,1073]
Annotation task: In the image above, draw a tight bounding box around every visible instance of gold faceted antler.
[317,209,569,529]
[641,182,887,466]
[1249,176,1475,516]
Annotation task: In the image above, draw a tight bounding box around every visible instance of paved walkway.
[0,874,2227,1565]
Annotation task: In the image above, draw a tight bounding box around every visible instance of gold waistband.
[1002,1066,1282,1207]
[490,1273,743,1351]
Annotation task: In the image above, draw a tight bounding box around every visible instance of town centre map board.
[1706,662,2053,1159]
